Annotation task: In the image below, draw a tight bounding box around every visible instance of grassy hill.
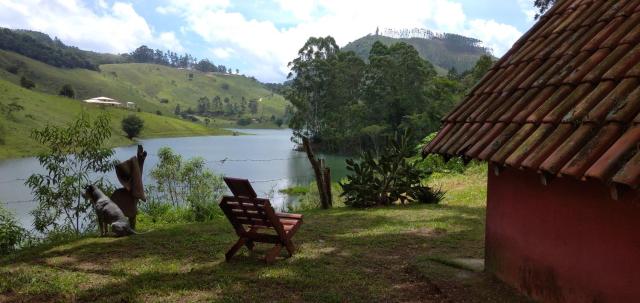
[0,50,289,126]
[342,34,492,74]
[0,78,229,159]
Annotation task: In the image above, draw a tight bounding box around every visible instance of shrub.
[5,65,19,74]
[413,132,466,175]
[236,117,252,126]
[221,83,230,90]
[121,114,144,139]
[20,76,35,89]
[58,84,75,98]
[0,203,28,254]
[155,110,162,115]
[145,147,225,222]
[26,113,115,234]
[160,98,169,104]
[340,129,443,207]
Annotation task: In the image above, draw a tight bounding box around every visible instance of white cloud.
[160,0,523,82]
[157,32,185,52]
[517,0,537,22]
[212,47,235,59]
[0,0,183,53]
[275,0,317,20]
[464,19,522,55]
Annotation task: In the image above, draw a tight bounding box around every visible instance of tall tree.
[533,0,556,19]
[286,36,340,141]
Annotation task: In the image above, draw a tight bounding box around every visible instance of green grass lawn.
[0,164,528,302]
[0,78,230,159]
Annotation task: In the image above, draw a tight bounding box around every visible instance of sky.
[0,0,538,83]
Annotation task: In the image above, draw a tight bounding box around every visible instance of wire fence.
[0,173,317,205]
[0,155,320,205]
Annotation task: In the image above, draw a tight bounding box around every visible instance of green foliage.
[25,113,115,234]
[0,27,112,70]
[0,203,28,254]
[534,0,556,19]
[146,147,225,222]
[279,186,310,196]
[413,132,467,175]
[287,36,467,153]
[121,114,144,139]
[286,36,496,154]
[0,101,24,120]
[20,76,35,89]
[341,32,493,73]
[236,117,251,126]
[0,120,6,145]
[58,84,75,98]
[340,130,444,208]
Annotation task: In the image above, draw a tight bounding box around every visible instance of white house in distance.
[82,97,135,109]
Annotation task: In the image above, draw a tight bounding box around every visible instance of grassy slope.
[0,79,229,159]
[0,164,528,302]
[0,50,288,121]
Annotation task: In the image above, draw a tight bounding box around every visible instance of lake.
[0,129,348,229]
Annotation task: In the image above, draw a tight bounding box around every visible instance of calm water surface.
[0,129,348,229]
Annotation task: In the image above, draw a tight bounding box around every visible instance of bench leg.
[284,240,296,257]
[264,244,282,264]
[245,240,254,251]
[225,237,246,261]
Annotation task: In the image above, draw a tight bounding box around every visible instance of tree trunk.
[302,137,331,209]
[323,166,332,207]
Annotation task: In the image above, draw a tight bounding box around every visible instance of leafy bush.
[26,113,115,234]
[340,130,443,207]
[221,83,230,90]
[413,132,467,175]
[20,76,35,89]
[145,147,225,222]
[121,114,144,139]
[236,117,252,126]
[58,84,75,98]
[0,203,28,254]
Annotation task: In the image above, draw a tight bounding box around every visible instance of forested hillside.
[0,28,125,70]
[287,36,493,153]
[342,30,493,74]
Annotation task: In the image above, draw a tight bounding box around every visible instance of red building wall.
[486,164,640,303]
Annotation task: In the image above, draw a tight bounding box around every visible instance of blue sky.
[0,0,538,82]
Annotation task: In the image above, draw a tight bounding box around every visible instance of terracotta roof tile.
[612,151,640,188]
[423,0,640,189]
[586,78,640,122]
[606,85,640,122]
[585,124,640,182]
[559,123,625,177]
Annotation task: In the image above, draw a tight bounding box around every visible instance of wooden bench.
[219,177,303,264]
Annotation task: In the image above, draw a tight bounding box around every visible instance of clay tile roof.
[423,0,640,189]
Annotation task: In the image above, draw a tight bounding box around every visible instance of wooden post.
[323,166,332,207]
[302,137,330,209]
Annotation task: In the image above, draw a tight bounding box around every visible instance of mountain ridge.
[342,31,493,74]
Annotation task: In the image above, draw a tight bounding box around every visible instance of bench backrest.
[223,177,257,198]
[220,178,287,239]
